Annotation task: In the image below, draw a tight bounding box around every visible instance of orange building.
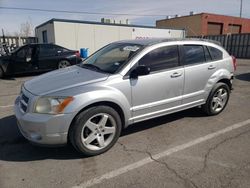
[156,12,250,36]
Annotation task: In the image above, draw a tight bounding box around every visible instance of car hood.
[24,65,109,95]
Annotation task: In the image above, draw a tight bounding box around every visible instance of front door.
[130,45,184,123]
[12,45,37,73]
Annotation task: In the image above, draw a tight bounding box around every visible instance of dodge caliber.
[14,39,236,156]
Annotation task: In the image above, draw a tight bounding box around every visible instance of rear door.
[37,44,58,70]
[181,44,221,105]
[130,45,184,122]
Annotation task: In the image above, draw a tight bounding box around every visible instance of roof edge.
[35,18,185,31]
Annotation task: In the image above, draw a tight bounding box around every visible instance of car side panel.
[130,68,184,123]
[183,60,218,104]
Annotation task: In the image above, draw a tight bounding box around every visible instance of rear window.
[204,46,212,62]
[208,46,223,60]
[182,45,206,65]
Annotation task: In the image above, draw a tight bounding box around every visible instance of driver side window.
[16,46,28,59]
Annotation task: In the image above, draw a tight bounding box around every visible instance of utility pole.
[240,0,243,17]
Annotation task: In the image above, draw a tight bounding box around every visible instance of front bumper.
[14,97,74,145]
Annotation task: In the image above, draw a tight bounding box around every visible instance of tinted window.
[139,45,179,72]
[182,45,205,65]
[16,46,28,58]
[57,46,69,52]
[208,46,223,60]
[204,46,212,62]
[39,45,56,57]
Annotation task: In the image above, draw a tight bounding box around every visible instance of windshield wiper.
[80,64,106,73]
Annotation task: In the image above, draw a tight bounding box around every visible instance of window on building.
[182,45,206,65]
[228,24,241,34]
[138,45,179,72]
[42,30,48,43]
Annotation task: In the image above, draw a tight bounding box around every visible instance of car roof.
[116,38,222,47]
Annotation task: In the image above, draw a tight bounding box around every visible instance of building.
[156,12,250,36]
[35,18,185,55]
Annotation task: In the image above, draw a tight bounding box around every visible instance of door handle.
[171,72,182,78]
[208,65,216,70]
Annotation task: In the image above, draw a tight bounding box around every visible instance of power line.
[0,6,171,17]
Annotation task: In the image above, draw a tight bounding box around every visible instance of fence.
[0,36,37,47]
[190,33,250,59]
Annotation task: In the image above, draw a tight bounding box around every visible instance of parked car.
[14,39,236,156]
[0,43,82,78]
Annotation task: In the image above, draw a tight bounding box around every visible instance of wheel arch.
[217,78,232,90]
[68,101,126,143]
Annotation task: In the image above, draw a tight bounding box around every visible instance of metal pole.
[240,0,243,17]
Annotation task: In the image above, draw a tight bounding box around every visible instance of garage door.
[207,22,223,35]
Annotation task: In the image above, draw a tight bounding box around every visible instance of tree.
[19,19,34,37]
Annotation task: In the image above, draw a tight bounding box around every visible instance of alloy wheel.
[211,88,228,113]
[80,113,116,151]
[58,60,71,69]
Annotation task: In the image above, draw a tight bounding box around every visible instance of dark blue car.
[0,43,82,78]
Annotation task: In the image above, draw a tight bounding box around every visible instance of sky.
[0,0,249,36]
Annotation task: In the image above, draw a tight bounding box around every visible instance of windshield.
[79,43,142,74]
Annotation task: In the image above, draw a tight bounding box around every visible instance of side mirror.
[130,65,150,79]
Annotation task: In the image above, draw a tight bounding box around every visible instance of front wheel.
[58,60,71,69]
[69,106,122,156]
[202,82,230,115]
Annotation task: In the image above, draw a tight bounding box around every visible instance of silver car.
[14,39,236,156]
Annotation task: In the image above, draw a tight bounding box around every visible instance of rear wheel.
[69,106,122,156]
[58,60,71,69]
[202,82,230,115]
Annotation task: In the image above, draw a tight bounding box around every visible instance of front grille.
[20,93,29,113]
[22,94,29,104]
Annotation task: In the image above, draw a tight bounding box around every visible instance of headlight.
[34,96,74,114]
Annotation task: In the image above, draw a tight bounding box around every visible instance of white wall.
[36,21,185,55]
[53,22,134,54]
[131,27,184,39]
[36,22,55,44]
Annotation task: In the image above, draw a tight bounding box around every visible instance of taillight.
[75,51,80,57]
[232,56,237,71]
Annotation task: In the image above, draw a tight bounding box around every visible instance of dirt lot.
[0,59,250,188]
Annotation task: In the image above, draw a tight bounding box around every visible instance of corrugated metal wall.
[191,33,250,59]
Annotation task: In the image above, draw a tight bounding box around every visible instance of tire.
[69,106,122,156]
[202,82,230,116]
[58,60,71,69]
[0,67,4,78]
